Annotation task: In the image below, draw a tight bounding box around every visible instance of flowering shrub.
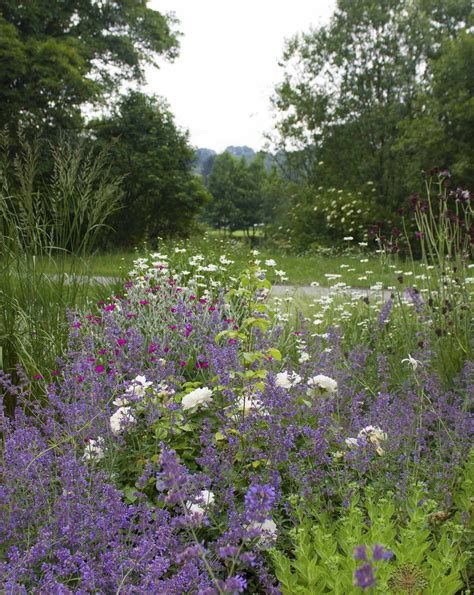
[277,185,382,252]
[0,245,472,592]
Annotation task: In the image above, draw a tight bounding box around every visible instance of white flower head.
[401,354,421,371]
[126,375,153,397]
[307,374,338,394]
[236,395,267,416]
[358,426,387,453]
[345,437,359,448]
[248,518,278,547]
[265,259,277,267]
[83,438,105,461]
[275,371,302,389]
[182,387,213,412]
[186,489,215,517]
[114,374,153,406]
[112,395,130,407]
[110,406,136,435]
[298,351,310,364]
[155,382,174,398]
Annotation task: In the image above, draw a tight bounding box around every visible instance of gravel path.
[272,284,391,300]
[84,276,390,300]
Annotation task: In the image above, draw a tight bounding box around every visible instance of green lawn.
[24,245,421,289]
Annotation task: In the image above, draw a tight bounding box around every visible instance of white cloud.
[147,0,335,151]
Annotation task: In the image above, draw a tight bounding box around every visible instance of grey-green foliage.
[270,463,473,594]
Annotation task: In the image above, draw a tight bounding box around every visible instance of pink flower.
[95,365,105,373]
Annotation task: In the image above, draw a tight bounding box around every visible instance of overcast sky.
[146,1,336,152]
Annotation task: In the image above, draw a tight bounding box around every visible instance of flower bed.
[1,248,473,593]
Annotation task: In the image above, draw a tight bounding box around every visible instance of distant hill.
[224,145,255,162]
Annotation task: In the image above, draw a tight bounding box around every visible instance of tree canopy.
[0,0,179,133]
[91,91,210,246]
[271,0,473,209]
[206,152,272,236]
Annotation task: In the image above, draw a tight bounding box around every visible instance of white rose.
[357,425,387,443]
[307,374,338,394]
[110,406,136,435]
[83,438,105,461]
[182,387,213,412]
[248,518,278,546]
[186,489,215,516]
[275,371,301,389]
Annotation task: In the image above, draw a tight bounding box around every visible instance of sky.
[146,1,336,152]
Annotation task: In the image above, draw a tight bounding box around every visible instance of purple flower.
[354,563,376,589]
[372,544,393,561]
[353,545,368,560]
[244,484,275,523]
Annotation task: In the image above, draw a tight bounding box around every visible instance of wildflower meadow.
[1,175,473,593]
[0,0,473,590]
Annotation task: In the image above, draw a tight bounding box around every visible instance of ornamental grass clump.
[0,131,122,388]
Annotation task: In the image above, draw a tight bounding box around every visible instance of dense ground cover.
[1,237,472,592]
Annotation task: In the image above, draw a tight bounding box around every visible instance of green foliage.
[272,0,472,211]
[270,478,472,594]
[206,152,278,236]
[0,0,179,134]
[274,185,381,251]
[396,31,474,190]
[90,91,210,246]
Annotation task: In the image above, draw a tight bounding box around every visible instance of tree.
[0,0,179,134]
[90,91,210,246]
[206,152,268,236]
[396,31,474,189]
[271,0,472,208]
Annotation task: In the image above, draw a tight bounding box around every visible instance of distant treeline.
[0,0,472,250]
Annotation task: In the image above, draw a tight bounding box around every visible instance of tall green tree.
[91,91,210,246]
[0,0,179,134]
[271,0,471,208]
[396,31,474,189]
[207,152,268,235]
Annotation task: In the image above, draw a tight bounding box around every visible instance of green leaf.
[267,347,282,361]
